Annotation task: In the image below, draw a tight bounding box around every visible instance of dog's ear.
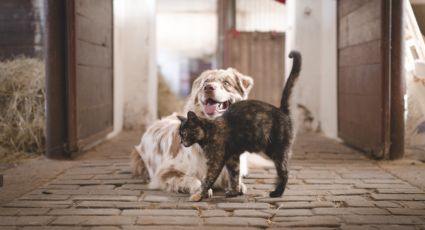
[187,111,198,121]
[191,70,213,92]
[228,68,254,98]
[177,115,187,123]
[239,75,254,93]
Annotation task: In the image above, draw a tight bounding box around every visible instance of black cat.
[178,51,301,201]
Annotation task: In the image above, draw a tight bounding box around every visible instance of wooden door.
[337,0,392,158]
[226,32,285,107]
[67,0,113,151]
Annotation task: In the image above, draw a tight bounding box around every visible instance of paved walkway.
[0,132,424,229]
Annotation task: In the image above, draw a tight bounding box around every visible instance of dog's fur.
[131,68,254,195]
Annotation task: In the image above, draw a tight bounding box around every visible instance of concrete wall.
[111,0,157,134]
[286,0,338,138]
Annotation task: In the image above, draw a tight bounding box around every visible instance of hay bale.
[157,72,184,118]
[0,57,45,154]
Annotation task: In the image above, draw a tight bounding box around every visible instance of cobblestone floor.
[0,132,424,229]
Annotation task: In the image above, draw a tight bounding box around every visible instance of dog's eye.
[223,81,230,86]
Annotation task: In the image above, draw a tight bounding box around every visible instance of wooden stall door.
[226,32,285,106]
[337,0,391,158]
[67,0,113,151]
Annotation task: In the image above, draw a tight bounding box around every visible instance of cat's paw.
[239,182,247,194]
[225,190,243,198]
[269,190,283,198]
[189,192,203,202]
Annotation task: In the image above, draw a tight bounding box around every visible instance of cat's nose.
[204,84,215,93]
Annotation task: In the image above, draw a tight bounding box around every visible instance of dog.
[130,68,254,195]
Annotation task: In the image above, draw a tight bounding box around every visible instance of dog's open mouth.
[203,98,231,116]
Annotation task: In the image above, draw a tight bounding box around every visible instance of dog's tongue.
[205,103,217,115]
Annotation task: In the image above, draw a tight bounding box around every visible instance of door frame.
[65,0,114,152]
[336,0,405,159]
[388,0,405,159]
[44,0,70,159]
[44,0,114,158]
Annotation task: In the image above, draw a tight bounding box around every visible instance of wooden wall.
[338,0,390,157]
[227,32,285,106]
[0,0,43,59]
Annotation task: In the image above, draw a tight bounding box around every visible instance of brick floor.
[0,132,424,229]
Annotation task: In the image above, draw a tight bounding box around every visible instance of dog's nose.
[204,84,215,92]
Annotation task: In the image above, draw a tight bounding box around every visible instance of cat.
[177,51,301,201]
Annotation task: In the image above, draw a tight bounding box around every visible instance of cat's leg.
[190,155,226,202]
[239,152,249,177]
[225,155,243,197]
[269,150,289,198]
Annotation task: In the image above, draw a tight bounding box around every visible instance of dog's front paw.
[239,182,247,194]
[208,188,213,198]
[189,192,203,202]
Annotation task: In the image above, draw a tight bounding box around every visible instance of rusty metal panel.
[227,32,285,107]
[337,0,390,158]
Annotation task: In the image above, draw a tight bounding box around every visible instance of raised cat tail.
[280,50,302,115]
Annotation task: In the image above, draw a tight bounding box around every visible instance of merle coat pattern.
[178,51,302,201]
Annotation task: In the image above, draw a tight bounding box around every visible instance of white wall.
[111,0,157,135]
[156,0,217,95]
[286,0,338,139]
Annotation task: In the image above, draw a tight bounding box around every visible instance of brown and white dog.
[130,68,254,195]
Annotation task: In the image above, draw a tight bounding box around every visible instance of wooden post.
[43,0,70,159]
[217,0,236,68]
[389,0,405,159]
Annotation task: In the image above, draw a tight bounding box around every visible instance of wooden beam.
[217,0,236,68]
[389,0,405,159]
[43,0,70,159]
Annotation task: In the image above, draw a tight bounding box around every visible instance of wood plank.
[78,104,113,139]
[76,66,113,110]
[337,0,390,158]
[229,32,285,105]
[76,39,112,68]
[0,0,32,8]
[338,16,349,48]
[71,0,113,147]
[346,0,381,29]
[76,14,112,47]
[338,64,382,96]
[339,40,381,67]
[75,0,112,29]
[338,0,370,18]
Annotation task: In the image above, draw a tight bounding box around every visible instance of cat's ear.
[177,115,187,123]
[187,111,198,121]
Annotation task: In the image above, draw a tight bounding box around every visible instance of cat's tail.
[280,51,302,115]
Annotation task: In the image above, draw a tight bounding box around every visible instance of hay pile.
[0,57,45,155]
[157,72,184,118]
